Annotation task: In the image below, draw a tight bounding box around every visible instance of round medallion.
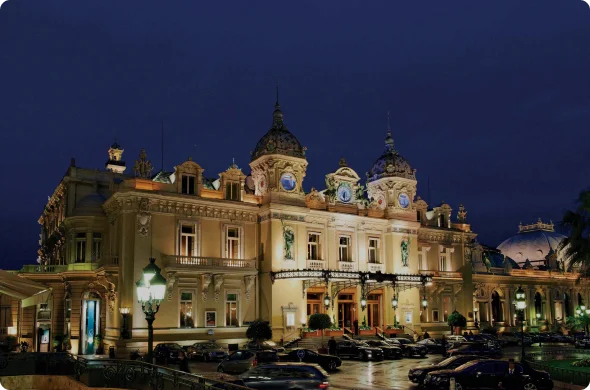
[337,183,352,203]
[398,193,410,209]
[376,194,386,209]
[280,173,296,191]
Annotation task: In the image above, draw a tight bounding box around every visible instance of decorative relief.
[401,238,410,267]
[166,272,177,301]
[133,149,154,178]
[387,227,418,235]
[244,276,256,300]
[201,274,212,301]
[213,275,224,302]
[282,223,295,260]
[136,198,151,237]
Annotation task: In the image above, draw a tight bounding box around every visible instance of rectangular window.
[432,310,440,322]
[92,233,102,262]
[368,238,379,264]
[307,233,321,260]
[226,227,240,259]
[180,292,194,328]
[181,175,196,195]
[339,236,351,262]
[225,182,241,201]
[76,233,86,263]
[439,254,447,271]
[179,224,197,257]
[226,293,239,327]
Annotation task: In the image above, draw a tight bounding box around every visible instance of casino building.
[4,96,589,355]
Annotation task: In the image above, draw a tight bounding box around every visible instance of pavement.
[184,345,588,390]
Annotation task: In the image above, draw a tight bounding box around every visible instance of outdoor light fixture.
[515,286,526,310]
[391,294,398,309]
[360,297,367,310]
[422,296,428,309]
[535,313,541,319]
[324,294,331,310]
[119,307,130,315]
[514,285,527,361]
[136,257,167,363]
[119,307,131,339]
[474,306,479,328]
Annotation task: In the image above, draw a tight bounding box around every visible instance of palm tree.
[560,190,590,274]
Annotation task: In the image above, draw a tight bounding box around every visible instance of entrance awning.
[0,270,52,307]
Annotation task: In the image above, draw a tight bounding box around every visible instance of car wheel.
[357,351,364,360]
[217,366,224,373]
[523,383,537,390]
[404,350,412,358]
[455,382,463,390]
[328,360,337,371]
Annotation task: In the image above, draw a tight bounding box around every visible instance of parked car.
[424,359,553,390]
[278,348,342,371]
[335,340,384,361]
[497,332,519,346]
[364,340,403,359]
[513,332,534,346]
[153,343,186,364]
[245,340,285,353]
[447,335,468,344]
[417,338,445,354]
[237,363,330,390]
[184,342,228,361]
[388,338,428,357]
[217,350,278,374]
[408,355,486,385]
[575,338,590,349]
[446,342,500,358]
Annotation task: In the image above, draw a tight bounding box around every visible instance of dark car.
[388,338,428,357]
[408,355,486,385]
[424,359,553,390]
[245,340,286,353]
[417,338,445,354]
[465,335,503,350]
[447,342,500,358]
[184,342,228,361]
[237,363,330,390]
[365,340,403,359]
[278,349,342,371]
[217,350,278,374]
[335,340,384,361]
[153,343,185,364]
[575,338,590,349]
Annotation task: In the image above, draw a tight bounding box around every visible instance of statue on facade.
[401,239,410,267]
[457,204,467,223]
[324,176,337,204]
[283,224,295,260]
[133,149,153,179]
[482,252,492,273]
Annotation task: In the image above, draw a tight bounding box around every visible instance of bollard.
[449,377,456,390]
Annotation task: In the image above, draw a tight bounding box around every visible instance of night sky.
[1,0,589,270]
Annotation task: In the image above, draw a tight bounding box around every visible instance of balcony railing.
[338,261,358,272]
[306,260,326,270]
[165,255,257,270]
[367,263,384,273]
[20,263,99,273]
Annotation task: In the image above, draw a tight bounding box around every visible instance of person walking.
[328,336,337,356]
[178,351,191,373]
[441,335,447,356]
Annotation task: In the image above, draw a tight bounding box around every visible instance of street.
[183,345,571,390]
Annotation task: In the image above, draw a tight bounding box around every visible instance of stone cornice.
[418,227,476,244]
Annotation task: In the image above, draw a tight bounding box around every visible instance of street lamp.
[474,306,479,328]
[119,307,131,339]
[392,294,398,328]
[136,257,167,364]
[422,296,428,309]
[360,296,367,311]
[515,286,527,362]
[324,294,331,311]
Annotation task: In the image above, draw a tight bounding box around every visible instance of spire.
[384,110,395,152]
[272,82,285,128]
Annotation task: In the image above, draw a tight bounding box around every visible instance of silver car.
[217,350,279,374]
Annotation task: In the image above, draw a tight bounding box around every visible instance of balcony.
[338,261,358,272]
[419,270,462,279]
[164,255,257,274]
[20,263,99,273]
[367,263,384,273]
[306,260,326,270]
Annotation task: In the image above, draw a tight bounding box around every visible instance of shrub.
[572,359,590,367]
[246,320,272,344]
[309,313,332,345]
[447,311,467,328]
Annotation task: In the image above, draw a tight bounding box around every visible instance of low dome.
[367,131,415,182]
[251,103,306,161]
[73,192,106,216]
[497,219,565,265]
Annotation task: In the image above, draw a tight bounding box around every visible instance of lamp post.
[515,286,527,362]
[474,306,479,328]
[360,296,367,311]
[119,307,131,339]
[392,294,398,327]
[324,294,331,311]
[535,312,541,326]
[136,257,167,364]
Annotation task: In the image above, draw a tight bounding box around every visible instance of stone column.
[544,287,552,324]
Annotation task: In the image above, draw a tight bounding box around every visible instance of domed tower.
[249,94,308,203]
[366,118,417,219]
[105,140,126,174]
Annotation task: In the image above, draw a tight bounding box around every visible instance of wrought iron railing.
[165,255,257,270]
[0,352,251,390]
[525,351,590,386]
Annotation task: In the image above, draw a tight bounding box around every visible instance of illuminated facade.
[8,99,590,356]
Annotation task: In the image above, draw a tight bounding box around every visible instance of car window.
[243,351,255,359]
[229,352,242,360]
[475,363,496,374]
[306,350,317,356]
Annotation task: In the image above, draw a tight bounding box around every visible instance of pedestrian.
[498,359,519,389]
[178,351,190,373]
[328,336,337,356]
[353,319,359,336]
[413,332,418,342]
[423,330,430,339]
[441,335,447,356]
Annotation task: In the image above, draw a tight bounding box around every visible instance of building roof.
[251,102,305,161]
[367,130,415,182]
[497,219,566,265]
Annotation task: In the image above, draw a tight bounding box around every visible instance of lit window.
[307,233,321,260]
[439,254,447,271]
[368,238,380,263]
[226,227,241,259]
[180,292,194,328]
[179,224,197,257]
[181,175,196,195]
[92,233,102,262]
[76,233,86,263]
[339,236,351,262]
[225,182,241,201]
[226,292,239,327]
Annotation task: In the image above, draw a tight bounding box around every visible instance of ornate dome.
[73,192,106,216]
[251,102,306,161]
[367,130,416,182]
[497,219,566,265]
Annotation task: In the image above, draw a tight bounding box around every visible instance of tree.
[246,320,272,344]
[560,190,590,273]
[309,313,332,345]
[447,311,467,335]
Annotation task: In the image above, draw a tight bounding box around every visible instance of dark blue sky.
[1,0,589,270]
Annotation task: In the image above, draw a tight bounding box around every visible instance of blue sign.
[296,349,305,360]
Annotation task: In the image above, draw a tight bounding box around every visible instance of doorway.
[337,293,356,329]
[366,293,382,328]
[81,293,101,355]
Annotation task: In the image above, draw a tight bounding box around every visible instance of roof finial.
[384,110,395,151]
[272,83,284,127]
[276,81,280,106]
[387,110,391,138]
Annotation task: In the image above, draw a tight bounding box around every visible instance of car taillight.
[252,358,258,367]
[318,382,329,389]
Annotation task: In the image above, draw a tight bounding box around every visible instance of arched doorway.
[534,292,543,319]
[81,291,101,355]
[564,293,571,318]
[491,291,503,322]
[579,293,584,307]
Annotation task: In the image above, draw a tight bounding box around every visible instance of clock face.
[398,193,410,209]
[280,173,296,191]
[337,183,352,203]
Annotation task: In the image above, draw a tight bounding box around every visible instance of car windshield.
[455,361,481,371]
[164,343,183,349]
[355,341,370,347]
[438,356,461,366]
[198,343,221,349]
[397,339,411,344]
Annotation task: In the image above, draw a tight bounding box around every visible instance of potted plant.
[308,313,332,353]
[63,335,71,351]
[246,320,273,346]
[447,311,467,335]
[52,334,65,352]
[358,316,373,336]
[326,315,343,337]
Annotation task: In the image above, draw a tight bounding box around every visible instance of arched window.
[534,292,543,317]
[491,291,503,322]
[564,293,571,318]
